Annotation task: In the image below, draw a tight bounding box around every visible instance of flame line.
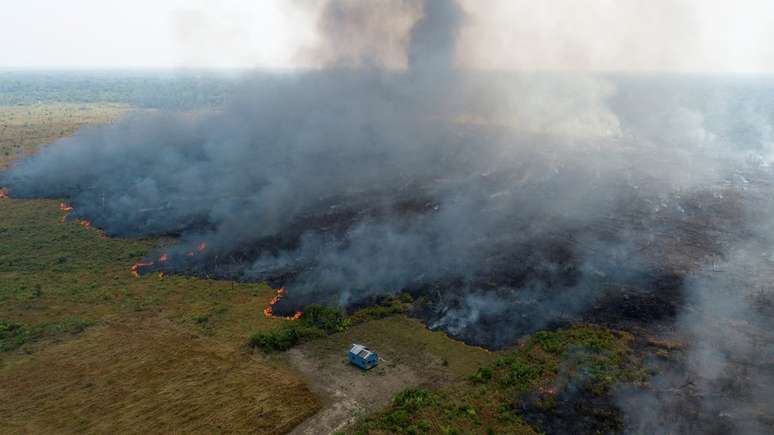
[263,287,303,320]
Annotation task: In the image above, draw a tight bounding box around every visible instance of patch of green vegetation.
[0,199,285,352]
[353,389,440,435]
[349,294,411,324]
[249,295,413,353]
[248,304,350,352]
[0,318,94,352]
[350,325,640,435]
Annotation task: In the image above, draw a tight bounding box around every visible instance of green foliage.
[456,404,477,419]
[248,305,349,353]
[0,320,23,351]
[0,318,94,352]
[354,389,439,435]
[349,295,411,324]
[248,299,414,353]
[470,367,493,384]
[301,304,351,333]
[248,327,301,352]
[350,325,639,435]
[504,359,545,389]
[393,388,438,411]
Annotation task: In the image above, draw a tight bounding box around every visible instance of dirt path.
[282,316,497,434]
[286,345,423,435]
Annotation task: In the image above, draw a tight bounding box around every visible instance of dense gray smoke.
[407,0,463,71]
[2,2,774,431]
[617,235,774,434]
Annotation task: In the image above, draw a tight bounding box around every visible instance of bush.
[247,305,347,353]
[248,328,300,352]
[349,295,411,324]
[505,360,544,389]
[350,303,405,324]
[393,388,437,411]
[0,318,93,352]
[300,305,350,333]
[248,300,409,353]
[470,367,493,383]
[0,320,25,352]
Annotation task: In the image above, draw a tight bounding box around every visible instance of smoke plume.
[3,4,774,429]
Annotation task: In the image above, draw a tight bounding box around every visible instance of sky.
[2,0,774,74]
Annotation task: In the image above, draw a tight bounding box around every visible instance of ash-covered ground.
[3,1,774,433]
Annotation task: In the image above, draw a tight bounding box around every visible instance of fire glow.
[57,201,105,237]
[129,242,206,277]
[263,287,303,320]
[0,188,8,199]
[130,261,154,278]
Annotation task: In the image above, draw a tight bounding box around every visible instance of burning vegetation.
[263,287,303,320]
[55,200,105,238]
[2,0,774,433]
[129,241,207,277]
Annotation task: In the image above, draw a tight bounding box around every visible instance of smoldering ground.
[3,1,774,431]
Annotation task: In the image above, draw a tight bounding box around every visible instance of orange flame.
[77,219,92,230]
[130,261,154,278]
[0,188,8,199]
[59,202,74,212]
[263,287,303,320]
[185,241,207,257]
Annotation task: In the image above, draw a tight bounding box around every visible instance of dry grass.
[0,316,319,434]
[296,316,497,382]
[0,103,127,169]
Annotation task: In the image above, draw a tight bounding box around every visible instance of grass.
[0,318,94,352]
[0,103,322,431]
[0,198,290,348]
[350,325,641,434]
[0,317,320,434]
[0,103,128,169]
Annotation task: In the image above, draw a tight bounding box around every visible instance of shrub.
[0,320,25,352]
[470,367,493,383]
[0,318,93,352]
[505,360,544,389]
[248,324,328,353]
[350,303,405,324]
[300,304,350,333]
[393,388,437,411]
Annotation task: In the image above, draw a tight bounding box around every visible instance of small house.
[348,344,378,370]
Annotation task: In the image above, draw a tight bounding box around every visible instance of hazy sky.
[2,0,774,74]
